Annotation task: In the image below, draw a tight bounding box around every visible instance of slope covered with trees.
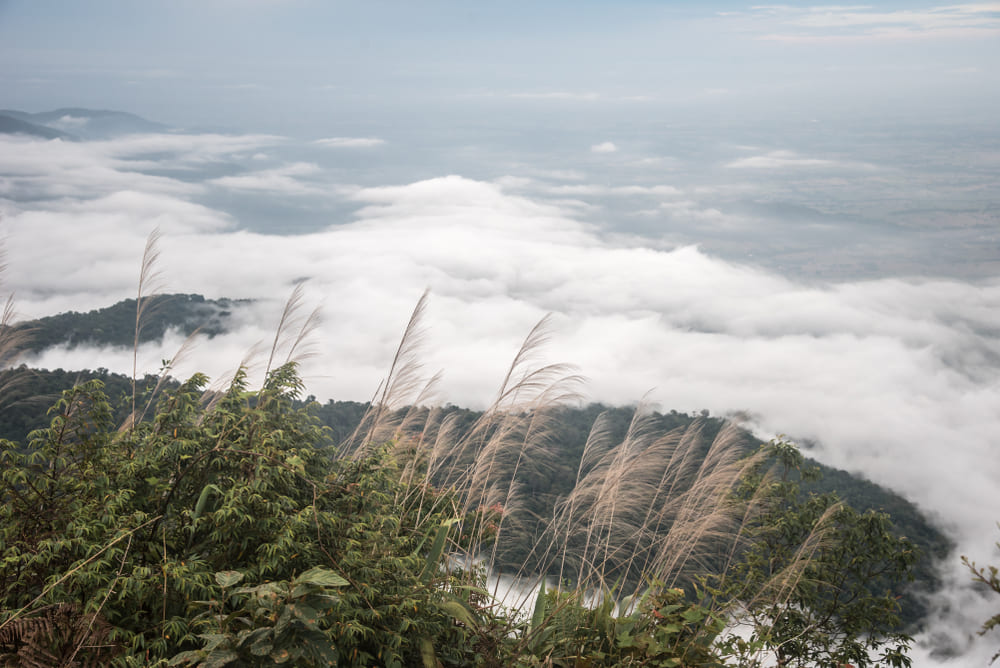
[0,360,918,667]
[13,294,247,354]
[0,364,950,630]
[0,280,945,666]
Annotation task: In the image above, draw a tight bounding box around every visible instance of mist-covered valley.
[2,1,1000,664]
[2,106,999,663]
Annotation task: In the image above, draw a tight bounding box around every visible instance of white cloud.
[724,149,877,170]
[509,91,602,101]
[748,3,1000,41]
[209,162,326,196]
[0,132,286,201]
[0,136,203,201]
[628,157,668,167]
[314,137,386,148]
[99,133,286,162]
[526,168,587,181]
[498,178,684,200]
[51,115,90,130]
[726,150,833,169]
[490,91,652,103]
[590,142,618,154]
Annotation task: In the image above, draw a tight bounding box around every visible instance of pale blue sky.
[2,1,998,132]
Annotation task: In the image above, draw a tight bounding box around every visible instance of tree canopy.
[0,361,921,667]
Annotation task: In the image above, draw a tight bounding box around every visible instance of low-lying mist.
[3,131,999,662]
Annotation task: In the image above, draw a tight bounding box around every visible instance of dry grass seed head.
[264,282,322,379]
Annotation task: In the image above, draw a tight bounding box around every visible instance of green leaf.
[291,602,321,628]
[197,634,230,652]
[246,628,274,656]
[201,650,239,668]
[440,599,476,627]
[168,650,204,666]
[309,638,339,665]
[420,638,437,668]
[274,606,293,636]
[194,483,221,520]
[285,454,306,473]
[530,578,547,633]
[420,517,459,583]
[294,566,348,588]
[681,607,706,623]
[215,570,244,588]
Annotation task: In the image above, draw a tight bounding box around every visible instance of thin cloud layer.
[723,149,881,172]
[209,162,326,196]
[3,133,1000,661]
[591,142,618,154]
[750,3,1000,42]
[314,137,386,148]
[725,149,835,169]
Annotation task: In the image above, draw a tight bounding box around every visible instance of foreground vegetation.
[964,530,1000,665]
[1,329,924,668]
[0,358,918,667]
[0,364,950,628]
[0,241,928,665]
[2,292,952,602]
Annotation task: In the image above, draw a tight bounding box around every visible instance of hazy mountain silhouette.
[0,107,169,139]
[0,113,73,139]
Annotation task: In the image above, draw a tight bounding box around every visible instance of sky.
[2,1,1000,664]
[2,1,1000,132]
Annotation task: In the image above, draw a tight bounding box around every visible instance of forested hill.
[0,293,952,629]
[0,363,951,626]
[13,293,249,353]
[2,293,952,573]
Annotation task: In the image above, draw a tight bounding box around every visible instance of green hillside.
[13,293,248,354]
[0,294,953,665]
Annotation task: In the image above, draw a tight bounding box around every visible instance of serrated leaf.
[168,650,204,666]
[215,570,244,588]
[310,640,338,664]
[197,633,229,652]
[681,607,706,623]
[201,650,239,668]
[285,454,306,472]
[294,566,348,588]
[291,603,321,627]
[243,628,273,655]
[275,606,293,636]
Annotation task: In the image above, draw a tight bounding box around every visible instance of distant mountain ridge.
[0,113,72,139]
[0,107,169,139]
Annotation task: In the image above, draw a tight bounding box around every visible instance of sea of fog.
[1,114,999,663]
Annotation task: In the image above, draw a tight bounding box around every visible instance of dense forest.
[0,364,951,624]
[13,294,247,354]
[0,290,983,666]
